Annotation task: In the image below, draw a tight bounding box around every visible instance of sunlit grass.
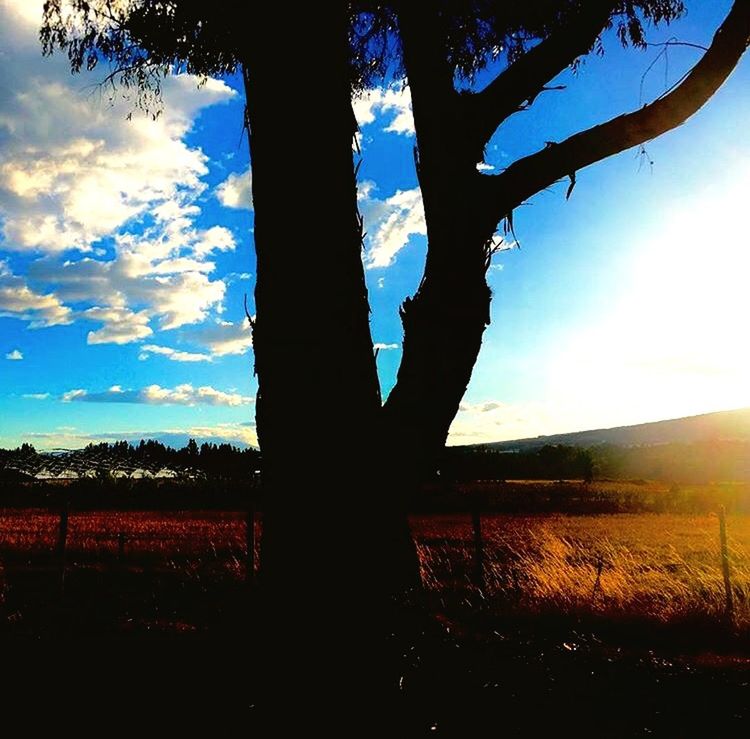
[413,513,750,629]
[1,507,749,634]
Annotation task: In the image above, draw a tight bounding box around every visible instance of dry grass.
[412,513,750,629]
[0,508,260,580]
[1,508,749,634]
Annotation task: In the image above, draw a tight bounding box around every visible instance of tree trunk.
[383,6,496,479]
[244,5,421,726]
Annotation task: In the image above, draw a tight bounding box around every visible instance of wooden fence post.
[471,504,484,592]
[719,505,734,624]
[592,556,604,598]
[57,501,69,594]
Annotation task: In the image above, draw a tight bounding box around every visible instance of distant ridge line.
[466,407,750,451]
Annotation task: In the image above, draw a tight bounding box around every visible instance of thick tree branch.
[487,0,750,223]
[469,0,618,148]
[397,4,464,168]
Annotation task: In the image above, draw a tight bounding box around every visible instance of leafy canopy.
[41,1,686,112]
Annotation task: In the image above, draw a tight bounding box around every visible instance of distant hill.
[479,407,750,451]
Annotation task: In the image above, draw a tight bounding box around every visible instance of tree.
[41,0,750,724]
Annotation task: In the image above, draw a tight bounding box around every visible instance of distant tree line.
[441,444,594,482]
[441,440,750,485]
[4,438,748,487]
[0,439,261,480]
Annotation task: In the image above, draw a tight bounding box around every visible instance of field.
[415,512,750,634]
[1,507,749,636]
[1,504,749,732]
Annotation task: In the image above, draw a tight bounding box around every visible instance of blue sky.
[1,0,749,450]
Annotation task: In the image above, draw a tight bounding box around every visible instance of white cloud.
[22,392,49,399]
[216,168,253,210]
[185,320,253,356]
[183,422,257,447]
[83,306,153,345]
[192,225,236,256]
[27,228,230,340]
[358,184,426,268]
[61,383,253,407]
[0,2,236,254]
[353,86,414,136]
[448,399,574,445]
[139,344,212,363]
[374,342,399,350]
[61,389,87,402]
[5,348,22,360]
[0,3,237,345]
[0,260,72,327]
[225,272,252,283]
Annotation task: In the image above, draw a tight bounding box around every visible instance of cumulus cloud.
[5,349,23,360]
[0,2,236,253]
[83,306,153,345]
[184,320,253,356]
[62,383,253,407]
[138,344,212,363]
[353,86,414,135]
[358,184,426,268]
[0,2,238,344]
[216,168,253,210]
[0,259,73,327]
[29,243,229,338]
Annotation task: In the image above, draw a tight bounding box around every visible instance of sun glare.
[546,156,750,429]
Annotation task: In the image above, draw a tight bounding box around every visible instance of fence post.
[57,500,69,594]
[592,556,604,598]
[719,505,734,624]
[471,504,484,592]
[246,505,255,586]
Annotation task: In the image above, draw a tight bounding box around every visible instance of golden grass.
[1,508,749,632]
[0,509,260,582]
[412,513,750,629]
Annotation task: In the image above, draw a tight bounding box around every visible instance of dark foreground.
[0,509,747,734]
[2,618,747,736]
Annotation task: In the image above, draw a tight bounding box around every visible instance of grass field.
[1,504,749,733]
[413,513,750,634]
[0,506,748,639]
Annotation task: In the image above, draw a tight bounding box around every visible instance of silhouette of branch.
[468,0,617,147]
[646,40,709,52]
[485,0,750,225]
[638,38,708,107]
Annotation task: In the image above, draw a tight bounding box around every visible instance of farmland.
[1,504,749,637]
[0,499,749,732]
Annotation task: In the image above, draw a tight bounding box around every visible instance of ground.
[0,502,748,732]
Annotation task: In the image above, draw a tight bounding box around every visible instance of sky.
[1,0,749,450]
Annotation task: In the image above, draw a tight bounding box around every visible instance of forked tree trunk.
[244,5,421,725]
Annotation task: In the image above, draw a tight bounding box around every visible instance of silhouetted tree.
[40,0,750,725]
